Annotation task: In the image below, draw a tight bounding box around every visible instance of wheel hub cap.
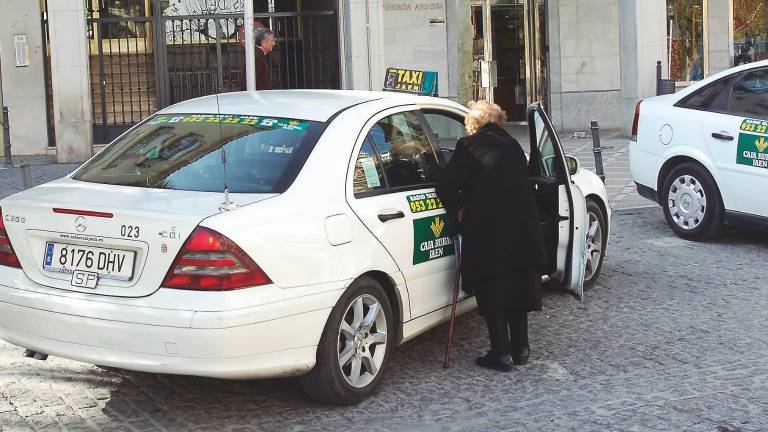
[668,175,707,230]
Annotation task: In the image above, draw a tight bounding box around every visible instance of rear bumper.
[629,141,662,196]
[0,271,346,379]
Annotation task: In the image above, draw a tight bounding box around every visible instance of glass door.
[472,0,548,121]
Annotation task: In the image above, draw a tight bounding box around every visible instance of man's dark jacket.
[254,48,273,90]
[437,123,547,313]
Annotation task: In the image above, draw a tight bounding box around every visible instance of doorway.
[472,0,548,122]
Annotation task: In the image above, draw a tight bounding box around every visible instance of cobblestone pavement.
[2,140,766,431]
[1,204,767,431]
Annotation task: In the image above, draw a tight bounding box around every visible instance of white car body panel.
[630,60,768,218]
[0,90,609,380]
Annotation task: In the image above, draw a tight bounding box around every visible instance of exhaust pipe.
[23,349,48,361]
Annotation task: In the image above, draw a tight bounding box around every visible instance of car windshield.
[72,114,323,193]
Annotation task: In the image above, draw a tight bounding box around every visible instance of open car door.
[526,103,587,300]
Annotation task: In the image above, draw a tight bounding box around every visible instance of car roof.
[158,90,465,122]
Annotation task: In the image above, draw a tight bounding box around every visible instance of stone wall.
[548,0,623,131]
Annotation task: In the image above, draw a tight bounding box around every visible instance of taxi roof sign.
[383,67,438,96]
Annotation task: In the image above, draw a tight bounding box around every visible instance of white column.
[245,0,256,91]
[706,0,733,75]
[341,0,384,90]
[48,0,92,163]
[619,0,667,135]
[0,0,49,156]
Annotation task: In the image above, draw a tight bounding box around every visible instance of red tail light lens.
[162,226,271,291]
[0,208,22,269]
[631,100,642,142]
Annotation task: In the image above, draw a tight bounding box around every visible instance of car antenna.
[216,94,237,212]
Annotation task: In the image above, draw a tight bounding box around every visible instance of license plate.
[43,242,135,281]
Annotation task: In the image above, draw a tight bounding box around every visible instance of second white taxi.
[631,60,768,239]
[0,91,609,404]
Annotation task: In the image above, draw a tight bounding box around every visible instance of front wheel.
[584,199,607,288]
[662,162,723,241]
[299,276,394,405]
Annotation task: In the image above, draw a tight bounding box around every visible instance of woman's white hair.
[464,100,508,135]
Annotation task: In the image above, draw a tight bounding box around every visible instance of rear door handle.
[711,132,734,141]
[378,211,405,222]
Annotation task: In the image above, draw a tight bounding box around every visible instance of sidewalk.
[0,157,80,200]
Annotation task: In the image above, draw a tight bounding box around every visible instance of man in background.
[254,27,276,90]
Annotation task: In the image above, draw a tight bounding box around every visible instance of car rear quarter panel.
[632,97,731,207]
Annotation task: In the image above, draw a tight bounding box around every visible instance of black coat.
[437,123,547,314]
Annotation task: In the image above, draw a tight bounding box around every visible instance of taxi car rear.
[630,60,768,239]
[0,90,610,404]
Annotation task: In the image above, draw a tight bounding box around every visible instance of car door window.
[352,140,387,196]
[727,69,768,119]
[368,112,440,189]
[532,111,560,179]
[421,112,466,162]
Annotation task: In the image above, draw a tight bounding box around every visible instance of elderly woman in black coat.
[437,100,547,372]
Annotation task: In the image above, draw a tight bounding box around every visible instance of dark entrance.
[471,0,548,122]
[85,0,340,144]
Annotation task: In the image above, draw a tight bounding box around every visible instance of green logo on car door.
[413,215,456,264]
[737,119,768,169]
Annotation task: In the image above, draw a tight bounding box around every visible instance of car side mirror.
[565,155,580,176]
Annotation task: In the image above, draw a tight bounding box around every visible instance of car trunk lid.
[1,178,274,297]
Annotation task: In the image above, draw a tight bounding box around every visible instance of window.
[728,69,768,118]
[733,0,768,66]
[422,112,466,162]
[352,141,387,195]
[667,0,705,82]
[73,114,322,193]
[367,112,440,189]
[532,110,558,178]
[678,78,731,111]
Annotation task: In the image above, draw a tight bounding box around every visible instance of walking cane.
[443,235,462,369]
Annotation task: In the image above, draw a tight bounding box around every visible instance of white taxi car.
[0,91,609,405]
[631,60,768,240]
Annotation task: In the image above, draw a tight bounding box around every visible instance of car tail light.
[162,226,271,291]
[0,208,22,269]
[631,100,642,142]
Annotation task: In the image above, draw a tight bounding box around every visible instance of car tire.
[661,162,723,241]
[584,199,607,288]
[299,276,394,405]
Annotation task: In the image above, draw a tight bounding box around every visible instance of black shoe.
[512,347,530,366]
[475,352,513,372]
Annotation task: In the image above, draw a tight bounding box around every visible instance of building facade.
[0,0,763,161]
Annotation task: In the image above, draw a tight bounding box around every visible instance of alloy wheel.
[337,294,388,388]
[584,210,603,281]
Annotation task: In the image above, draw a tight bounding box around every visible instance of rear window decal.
[737,119,768,169]
[147,114,310,132]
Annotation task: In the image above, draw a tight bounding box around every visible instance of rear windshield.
[72,114,324,193]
